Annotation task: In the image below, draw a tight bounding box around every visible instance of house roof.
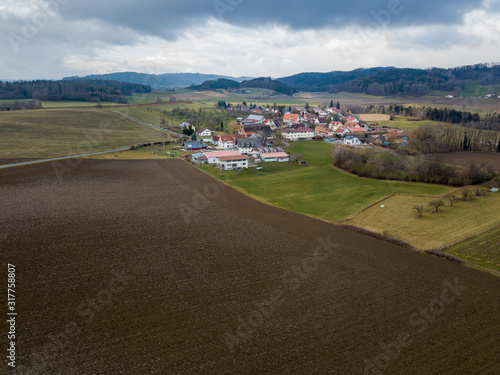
[347,126,367,133]
[184,141,207,148]
[260,152,289,159]
[204,150,242,158]
[283,114,299,122]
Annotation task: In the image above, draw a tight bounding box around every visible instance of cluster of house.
[182,123,289,171]
[180,106,414,170]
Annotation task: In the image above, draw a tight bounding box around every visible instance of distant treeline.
[277,63,500,96]
[0,79,152,103]
[0,100,42,112]
[333,146,497,186]
[190,77,296,96]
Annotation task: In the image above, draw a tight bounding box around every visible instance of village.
[178,105,411,171]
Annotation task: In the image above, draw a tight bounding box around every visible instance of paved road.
[0,148,132,169]
[109,110,181,137]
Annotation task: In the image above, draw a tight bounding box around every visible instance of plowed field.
[1,159,499,374]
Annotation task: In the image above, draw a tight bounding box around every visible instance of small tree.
[428,199,444,213]
[413,205,424,218]
[445,194,458,207]
[95,102,102,109]
[461,187,472,201]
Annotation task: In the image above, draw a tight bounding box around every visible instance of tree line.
[333,146,497,186]
[0,100,42,112]
[0,79,152,103]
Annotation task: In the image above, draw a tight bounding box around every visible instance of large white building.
[283,127,315,141]
[203,151,248,170]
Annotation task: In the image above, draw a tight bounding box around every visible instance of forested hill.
[277,64,500,96]
[190,77,296,96]
[0,79,152,103]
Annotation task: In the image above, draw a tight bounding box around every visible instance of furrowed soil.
[1,159,499,374]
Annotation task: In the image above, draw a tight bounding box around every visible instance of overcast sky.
[1,0,499,80]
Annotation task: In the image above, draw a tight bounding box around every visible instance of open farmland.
[1,159,499,374]
[0,109,165,159]
[423,151,500,171]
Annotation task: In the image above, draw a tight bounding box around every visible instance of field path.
[1,159,499,374]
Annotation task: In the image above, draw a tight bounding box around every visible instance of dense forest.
[278,64,500,96]
[190,77,296,96]
[0,79,152,103]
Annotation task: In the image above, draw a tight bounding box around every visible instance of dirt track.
[1,159,499,374]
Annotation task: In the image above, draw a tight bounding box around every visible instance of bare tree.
[461,187,473,201]
[413,205,425,218]
[445,194,459,207]
[428,199,444,213]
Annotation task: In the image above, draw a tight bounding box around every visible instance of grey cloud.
[56,0,478,40]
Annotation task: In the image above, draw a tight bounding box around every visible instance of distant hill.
[277,64,500,96]
[64,72,252,90]
[190,77,297,96]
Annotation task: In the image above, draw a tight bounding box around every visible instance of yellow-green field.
[346,193,500,250]
[377,116,443,130]
[444,227,500,273]
[0,109,165,158]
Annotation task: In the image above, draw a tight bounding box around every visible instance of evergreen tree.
[329,100,334,107]
[336,100,340,109]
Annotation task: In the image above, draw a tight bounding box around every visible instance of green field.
[444,227,500,273]
[0,109,165,158]
[347,193,500,250]
[224,142,452,220]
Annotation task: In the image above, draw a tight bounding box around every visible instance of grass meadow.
[225,142,452,220]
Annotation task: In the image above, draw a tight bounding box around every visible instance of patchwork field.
[1,159,499,374]
[0,109,165,159]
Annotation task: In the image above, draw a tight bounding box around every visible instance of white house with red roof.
[329,121,343,130]
[259,152,290,162]
[218,134,246,149]
[203,150,248,170]
[344,116,359,123]
[196,127,213,137]
[283,113,300,125]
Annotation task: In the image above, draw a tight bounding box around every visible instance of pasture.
[225,142,451,220]
[346,192,500,251]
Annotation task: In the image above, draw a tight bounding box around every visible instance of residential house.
[218,134,246,149]
[343,136,361,146]
[184,141,208,152]
[335,127,350,136]
[347,126,367,134]
[329,121,343,130]
[196,128,213,137]
[236,137,264,154]
[240,124,273,138]
[283,113,300,125]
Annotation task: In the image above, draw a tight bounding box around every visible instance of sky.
[0,0,499,80]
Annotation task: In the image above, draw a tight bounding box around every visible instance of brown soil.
[424,151,500,171]
[1,159,499,374]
